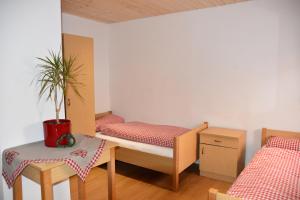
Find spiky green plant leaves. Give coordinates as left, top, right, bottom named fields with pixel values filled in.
left=35, top=50, right=83, bottom=123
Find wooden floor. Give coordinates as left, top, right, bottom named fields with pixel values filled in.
left=83, top=161, right=231, bottom=200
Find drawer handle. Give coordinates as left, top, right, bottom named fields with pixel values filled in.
left=201, top=147, right=205, bottom=155
left=214, top=140, right=222, bottom=143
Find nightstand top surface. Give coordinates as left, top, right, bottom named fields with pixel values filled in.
left=200, top=127, right=245, bottom=138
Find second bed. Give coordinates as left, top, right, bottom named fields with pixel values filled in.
left=95, top=111, right=208, bottom=191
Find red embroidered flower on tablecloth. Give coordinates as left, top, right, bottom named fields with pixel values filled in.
left=5, top=151, right=20, bottom=165
left=70, top=149, right=88, bottom=158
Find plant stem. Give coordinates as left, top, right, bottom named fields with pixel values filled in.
left=54, top=87, right=59, bottom=124
left=56, top=109, right=59, bottom=123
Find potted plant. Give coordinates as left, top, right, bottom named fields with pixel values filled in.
left=35, top=50, right=82, bottom=147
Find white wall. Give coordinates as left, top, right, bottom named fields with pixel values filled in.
left=109, top=0, right=300, bottom=162
left=62, top=13, right=111, bottom=113
left=0, top=1, right=70, bottom=199
left=1, top=1, right=299, bottom=198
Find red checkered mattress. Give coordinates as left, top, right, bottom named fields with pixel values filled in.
left=99, top=122, right=190, bottom=148
left=227, top=147, right=300, bottom=200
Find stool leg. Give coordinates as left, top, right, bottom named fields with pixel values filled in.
left=13, top=175, right=22, bottom=200
left=40, top=169, right=53, bottom=200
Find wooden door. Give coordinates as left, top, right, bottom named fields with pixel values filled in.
left=200, top=144, right=237, bottom=177
left=63, top=34, right=95, bottom=136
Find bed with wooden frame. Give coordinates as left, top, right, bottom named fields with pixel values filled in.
left=208, top=128, right=300, bottom=200
left=95, top=111, right=208, bottom=191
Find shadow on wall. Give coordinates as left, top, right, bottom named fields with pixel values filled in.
left=23, top=122, right=44, bottom=144
left=253, top=129, right=262, bottom=148
left=243, top=128, right=262, bottom=163
left=251, top=129, right=262, bottom=156
left=0, top=148, right=4, bottom=200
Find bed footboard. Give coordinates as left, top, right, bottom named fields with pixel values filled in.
left=172, top=122, right=208, bottom=191
left=208, top=188, right=241, bottom=200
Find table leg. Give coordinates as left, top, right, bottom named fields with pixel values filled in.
left=70, top=175, right=90, bottom=200
left=40, top=169, right=53, bottom=200
left=13, top=175, right=22, bottom=200
left=108, top=147, right=116, bottom=200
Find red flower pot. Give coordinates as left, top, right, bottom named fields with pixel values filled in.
left=43, top=119, right=71, bottom=147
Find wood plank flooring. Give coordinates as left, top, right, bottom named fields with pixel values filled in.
left=83, top=161, right=231, bottom=200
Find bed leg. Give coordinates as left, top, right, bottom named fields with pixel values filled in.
left=172, top=172, right=179, bottom=191
left=209, top=188, right=218, bottom=200
left=172, top=134, right=180, bottom=192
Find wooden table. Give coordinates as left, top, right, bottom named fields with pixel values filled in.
left=12, top=141, right=117, bottom=200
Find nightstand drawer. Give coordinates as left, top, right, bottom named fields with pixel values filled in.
left=200, top=134, right=239, bottom=148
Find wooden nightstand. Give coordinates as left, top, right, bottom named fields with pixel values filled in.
left=198, top=127, right=245, bottom=182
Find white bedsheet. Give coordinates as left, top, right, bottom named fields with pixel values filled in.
left=96, top=132, right=173, bottom=158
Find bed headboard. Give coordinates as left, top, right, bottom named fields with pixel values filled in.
left=261, top=128, right=300, bottom=147
left=95, top=111, right=112, bottom=120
